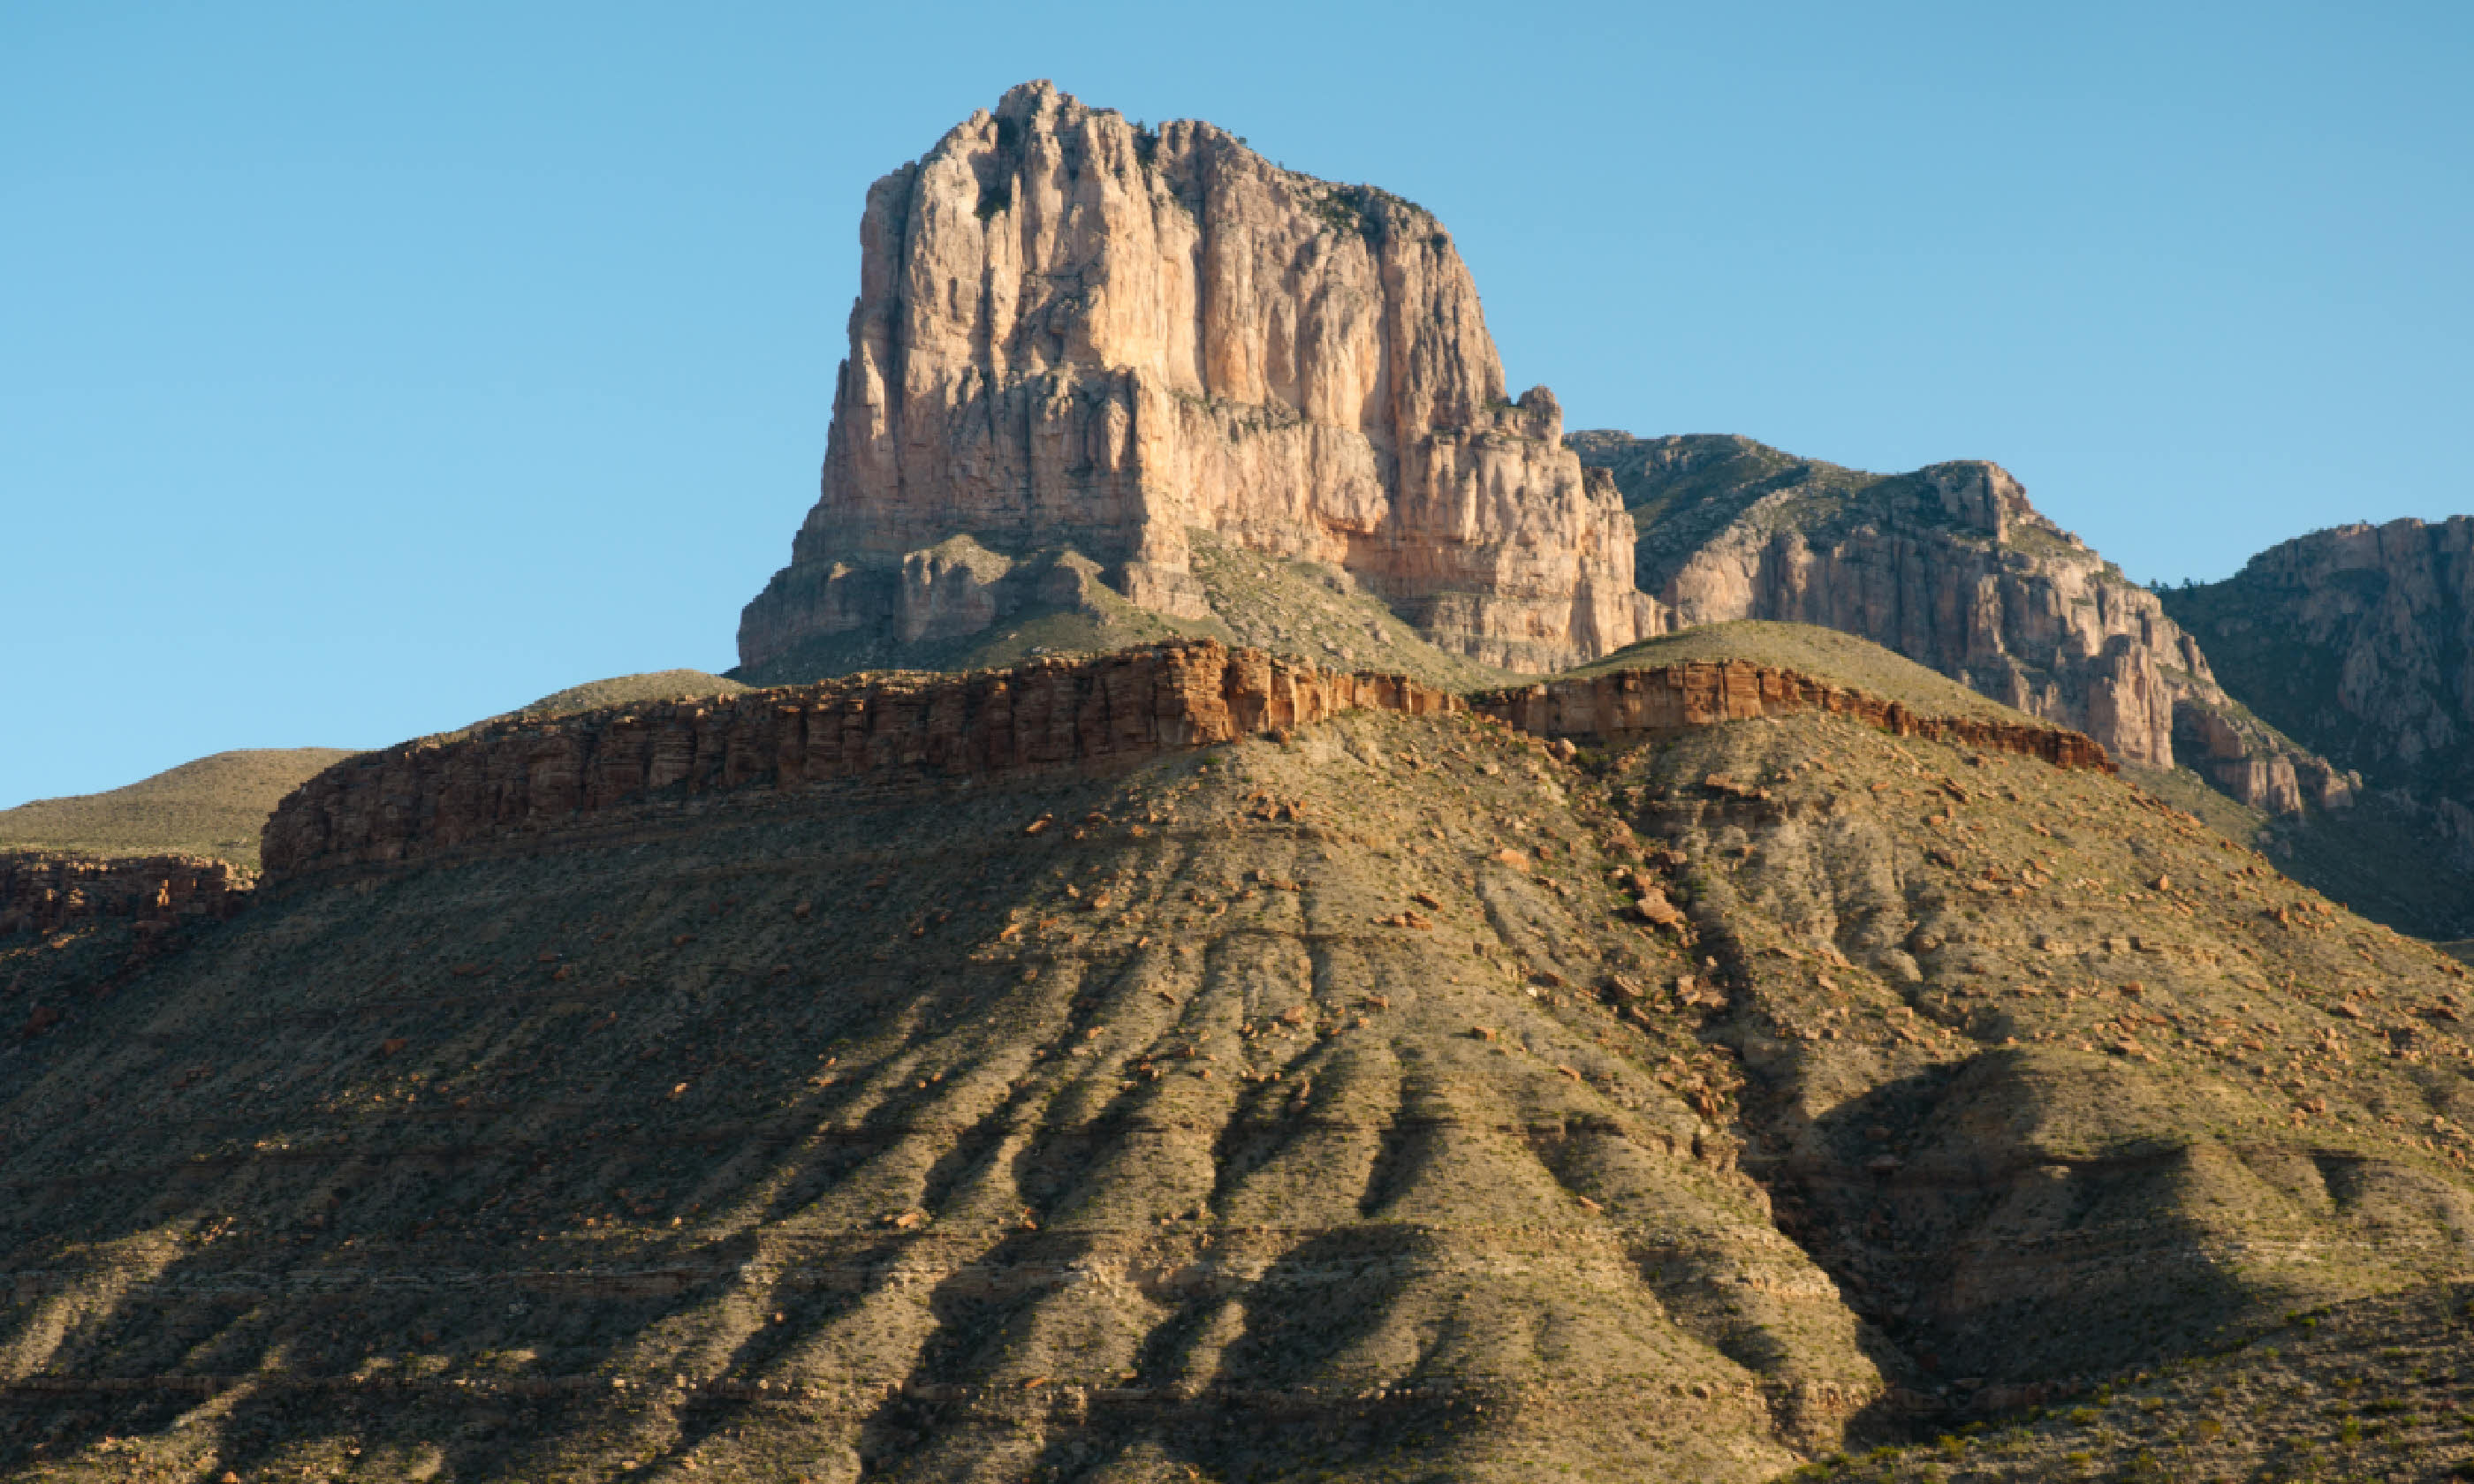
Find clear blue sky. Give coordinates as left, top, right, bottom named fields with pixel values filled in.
left=5, top=2, right=2468, bottom=806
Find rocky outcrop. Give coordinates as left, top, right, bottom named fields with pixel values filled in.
left=0, top=852, right=254, bottom=937
left=739, top=81, right=1643, bottom=678
left=1473, top=662, right=2116, bottom=773
left=2164, top=516, right=2474, bottom=849
left=266, top=644, right=1461, bottom=875
left=266, top=641, right=2113, bottom=880
left=1568, top=432, right=2344, bottom=808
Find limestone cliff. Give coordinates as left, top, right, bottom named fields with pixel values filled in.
left=1567, top=431, right=2347, bottom=811
left=2164, top=517, right=2474, bottom=855
left=739, top=81, right=1642, bottom=678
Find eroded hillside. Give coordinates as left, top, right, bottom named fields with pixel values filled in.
left=1, top=708, right=1824, bottom=1483
left=4, top=632, right=2472, bottom=1482
left=1618, top=712, right=2474, bottom=1389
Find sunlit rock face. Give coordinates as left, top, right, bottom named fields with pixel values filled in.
left=740, top=80, right=1643, bottom=678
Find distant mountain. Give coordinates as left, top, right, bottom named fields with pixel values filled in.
left=9, top=77, right=2474, bottom=1484
left=1566, top=429, right=2340, bottom=806
left=2165, top=518, right=2474, bottom=852
left=1563, top=431, right=2474, bottom=934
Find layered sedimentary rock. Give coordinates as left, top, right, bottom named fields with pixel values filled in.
left=1472, top=663, right=2116, bottom=773
left=0, top=852, right=254, bottom=936
left=266, top=645, right=1457, bottom=876
left=740, top=81, right=1642, bottom=678
left=2164, top=519, right=2474, bottom=837
left=266, top=640, right=2111, bottom=880
left=1569, top=431, right=2346, bottom=808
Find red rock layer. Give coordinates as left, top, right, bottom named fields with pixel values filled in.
left=1471, top=661, right=2117, bottom=774
left=264, top=644, right=2114, bottom=882
left=0, top=852, right=255, bottom=937
left=262, top=643, right=1459, bottom=876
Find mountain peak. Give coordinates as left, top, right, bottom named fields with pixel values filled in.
left=736, top=87, right=1645, bottom=683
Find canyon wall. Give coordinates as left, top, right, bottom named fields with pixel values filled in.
left=0, top=852, right=254, bottom=937
left=265, top=641, right=2112, bottom=880
left=2164, top=516, right=2474, bottom=851
left=1570, top=432, right=2347, bottom=809
left=739, top=81, right=1643, bottom=679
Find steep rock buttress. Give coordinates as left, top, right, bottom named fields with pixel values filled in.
left=739, top=81, right=1643, bottom=679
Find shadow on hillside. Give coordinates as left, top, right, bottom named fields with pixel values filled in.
left=1765, top=1049, right=2285, bottom=1446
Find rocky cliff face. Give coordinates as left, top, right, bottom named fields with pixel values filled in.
left=739, top=81, right=1643, bottom=679
left=264, top=640, right=2110, bottom=880
left=1567, top=431, right=2347, bottom=810
left=0, top=852, right=253, bottom=937
left=2164, top=517, right=2474, bottom=854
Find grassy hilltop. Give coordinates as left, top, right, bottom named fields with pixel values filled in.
left=0, top=749, right=354, bottom=868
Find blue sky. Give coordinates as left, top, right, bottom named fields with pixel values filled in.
left=4, top=1, right=2468, bottom=806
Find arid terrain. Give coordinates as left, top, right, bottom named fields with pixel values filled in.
left=5, top=79, right=2471, bottom=1484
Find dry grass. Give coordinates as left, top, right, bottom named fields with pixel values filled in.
left=1566, top=620, right=2031, bottom=723
left=5, top=635, right=2472, bottom=1480
left=0, top=749, right=354, bottom=867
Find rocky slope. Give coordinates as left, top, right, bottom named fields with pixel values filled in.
left=1567, top=431, right=2346, bottom=814
left=1831, top=1282, right=2474, bottom=1481
left=738, top=81, right=1643, bottom=681
left=733, top=530, right=1517, bottom=693
left=5, top=630, right=2471, bottom=1482
left=2164, top=518, right=2474, bottom=863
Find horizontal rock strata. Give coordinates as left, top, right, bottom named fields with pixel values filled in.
left=1470, top=662, right=2117, bottom=774
left=265, top=644, right=1456, bottom=876
left=265, top=642, right=2113, bottom=879
left=0, top=852, right=254, bottom=937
